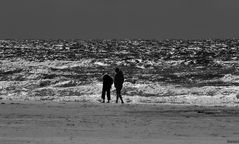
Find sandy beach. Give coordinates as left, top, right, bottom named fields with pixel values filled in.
left=0, top=101, right=239, bottom=144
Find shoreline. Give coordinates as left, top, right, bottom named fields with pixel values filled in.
left=1, top=93, right=239, bottom=107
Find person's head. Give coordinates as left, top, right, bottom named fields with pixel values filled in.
left=115, top=67, right=120, bottom=73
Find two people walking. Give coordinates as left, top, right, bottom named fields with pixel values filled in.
left=101, top=68, right=124, bottom=104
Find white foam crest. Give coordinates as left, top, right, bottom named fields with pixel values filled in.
left=1, top=80, right=239, bottom=106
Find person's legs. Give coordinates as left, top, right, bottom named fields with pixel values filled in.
left=101, top=88, right=106, bottom=103
left=116, top=88, right=119, bottom=103
left=118, top=87, right=124, bottom=103
left=119, top=93, right=124, bottom=103
left=116, top=86, right=123, bottom=103
left=106, top=88, right=111, bottom=103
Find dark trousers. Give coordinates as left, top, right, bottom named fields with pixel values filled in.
left=116, top=86, right=124, bottom=103
left=102, top=87, right=111, bottom=101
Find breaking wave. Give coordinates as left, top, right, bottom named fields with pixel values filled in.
left=1, top=80, right=239, bottom=106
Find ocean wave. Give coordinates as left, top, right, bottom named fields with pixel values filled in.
left=1, top=81, right=239, bottom=106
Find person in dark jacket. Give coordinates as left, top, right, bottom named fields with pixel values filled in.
left=114, top=68, right=124, bottom=104
left=102, top=73, right=113, bottom=103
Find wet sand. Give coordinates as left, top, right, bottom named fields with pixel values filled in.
left=0, top=101, right=239, bottom=144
